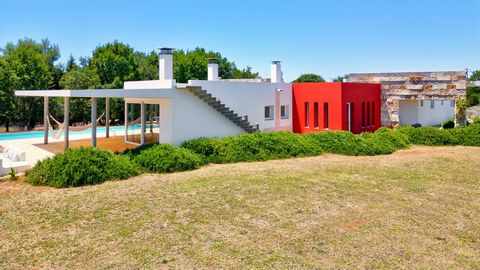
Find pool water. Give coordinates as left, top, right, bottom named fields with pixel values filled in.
left=0, top=126, right=127, bottom=141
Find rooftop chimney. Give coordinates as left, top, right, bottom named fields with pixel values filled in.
left=271, top=61, right=282, bottom=83
left=207, top=58, right=219, bottom=81
left=158, top=47, right=174, bottom=80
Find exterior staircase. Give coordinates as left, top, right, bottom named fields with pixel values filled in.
left=187, top=86, right=258, bottom=133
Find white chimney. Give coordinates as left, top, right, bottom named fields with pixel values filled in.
left=207, top=58, right=219, bottom=81
left=159, top=47, right=174, bottom=80
left=271, top=61, right=282, bottom=83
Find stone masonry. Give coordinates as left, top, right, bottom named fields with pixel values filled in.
left=348, top=71, right=467, bottom=126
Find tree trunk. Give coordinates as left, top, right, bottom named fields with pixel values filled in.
left=5, top=120, right=9, bottom=132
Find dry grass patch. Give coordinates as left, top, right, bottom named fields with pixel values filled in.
left=0, top=146, right=479, bottom=269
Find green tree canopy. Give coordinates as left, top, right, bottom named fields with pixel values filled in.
left=0, top=38, right=61, bottom=130
left=469, top=70, right=480, bottom=81
left=90, top=41, right=138, bottom=88
left=293, top=73, right=325, bottom=83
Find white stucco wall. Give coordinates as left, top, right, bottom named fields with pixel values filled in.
left=399, top=99, right=455, bottom=126
left=188, top=80, right=293, bottom=131
left=399, top=100, right=419, bottom=126
left=124, top=80, right=246, bottom=145
left=418, top=100, right=454, bottom=126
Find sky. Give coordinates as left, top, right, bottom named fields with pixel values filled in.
left=1, top=0, right=479, bottom=82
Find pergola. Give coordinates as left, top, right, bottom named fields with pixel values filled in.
left=15, top=89, right=175, bottom=150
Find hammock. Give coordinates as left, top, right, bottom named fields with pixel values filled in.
left=48, top=111, right=106, bottom=139
left=127, top=116, right=142, bottom=126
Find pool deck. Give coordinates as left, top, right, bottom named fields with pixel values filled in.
left=0, top=129, right=130, bottom=166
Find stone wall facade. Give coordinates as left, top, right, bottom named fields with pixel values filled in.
left=348, top=71, right=467, bottom=126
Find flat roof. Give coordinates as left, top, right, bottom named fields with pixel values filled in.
left=14, top=88, right=189, bottom=98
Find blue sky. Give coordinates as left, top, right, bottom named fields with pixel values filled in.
left=1, top=0, right=479, bottom=82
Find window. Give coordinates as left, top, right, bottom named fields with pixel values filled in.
left=280, top=105, right=289, bottom=119
left=450, top=100, right=455, bottom=107
left=264, top=105, right=274, bottom=120
left=304, top=102, right=310, bottom=128
left=420, top=100, right=424, bottom=107
left=367, top=102, right=371, bottom=126
left=430, top=100, right=435, bottom=109
left=441, top=100, right=444, bottom=106
left=361, top=102, right=365, bottom=128
left=371, top=102, right=375, bottom=126
left=324, top=102, right=329, bottom=129
left=314, top=102, right=319, bottom=128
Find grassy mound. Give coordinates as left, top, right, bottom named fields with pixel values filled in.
left=27, top=147, right=141, bottom=188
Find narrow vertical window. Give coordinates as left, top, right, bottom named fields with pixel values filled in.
left=371, top=102, right=375, bottom=126
left=367, top=102, right=370, bottom=127
left=324, top=102, right=329, bottom=129
left=361, top=102, right=365, bottom=128
left=264, top=105, right=274, bottom=120
left=314, top=102, right=319, bottom=128
left=305, top=102, right=309, bottom=128
left=420, top=100, right=424, bottom=107
left=430, top=100, right=435, bottom=109
left=280, top=105, right=289, bottom=119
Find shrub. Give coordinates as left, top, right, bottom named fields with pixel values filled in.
left=181, top=132, right=323, bottom=163
left=441, top=118, right=455, bottom=129
left=304, top=131, right=373, bottom=156
left=27, top=147, right=141, bottom=188
left=362, top=127, right=410, bottom=155
left=180, top=137, right=231, bottom=163
left=466, top=86, right=480, bottom=106
left=133, top=144, right=204, bottom=173
left=122, top=142, right=159, bottom=158
left=397, top=126, right=458, bottom=146
left=448, top=124, right=480, bottom=146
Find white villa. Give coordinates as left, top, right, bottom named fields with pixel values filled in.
left=15, top=48, right=293, bottom=149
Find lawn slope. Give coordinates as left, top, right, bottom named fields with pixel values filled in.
left=0, top=146, right=479, bottom=269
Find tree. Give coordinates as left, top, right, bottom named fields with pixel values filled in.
left=293, top=73, right=325, bottom=83
left=0, top=38, right=60, bottom=130
left=332, top=74, right=349, bottom=82
left=469, top=70, right=480, bottom=81
left=90, top=41, right=138, bottom=88
left=172, top=47, right=258, bottom=83
left=232, top=66, right=259, bottom=79
left=135, top=51, right=158, bottom=80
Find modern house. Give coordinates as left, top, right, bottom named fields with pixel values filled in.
left=348, top=71, right=467, bottom=127
left=292, top=82, right=381, bottom=134
left=14, top=48, right=386, bottom=150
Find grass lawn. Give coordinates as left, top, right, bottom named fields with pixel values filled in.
left=0, top=146, right=479, bottom=269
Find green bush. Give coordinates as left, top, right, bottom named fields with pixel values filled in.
left=466, top=86, right=480, bottom=106
left=27, top=147, right=141, bottom=188
left=133, top=144, right=204, bottom=173
left=441, top=118, right=455, bottom=129
left=304, top=131, right=374, bottom=156
left=360, top=127, right=411, bottom=155
left=448, top=124, right=480, bottom=146
left=179, top=137, right=231, bottom=163
left=181, top=132, right=323, bottom=163
left=397, top=126, right=458, bottom=146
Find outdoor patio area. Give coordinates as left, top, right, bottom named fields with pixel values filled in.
left=34, top=136, right=137, bottom=154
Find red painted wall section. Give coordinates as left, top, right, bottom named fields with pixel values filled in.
left=292, top=82, right=381, bottom=134
left=292, top=83, right=343, bottom=134
left=341, top=83, right=381, bottom=133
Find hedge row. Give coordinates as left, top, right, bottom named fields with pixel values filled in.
left=180, top=127, right=411, bottom=163
left=26, top=124, right=479, bottom=188
left=397, top=124, right=480, bottom=146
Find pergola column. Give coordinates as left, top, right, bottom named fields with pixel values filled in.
left=64, top=97, right=70, bottom=150
left=105, top=97, right=110, bottom=138
left=44, top=96, right=49, bottom=144
left=140, top=102, right=146, bottom=145
left=91, top=97, right=97, bottom=147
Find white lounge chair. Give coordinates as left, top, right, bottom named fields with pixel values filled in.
left=0, top=146, right=31, bottom=176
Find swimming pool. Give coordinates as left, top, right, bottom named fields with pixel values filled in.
left=0, top=126, right=127, bottom=141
